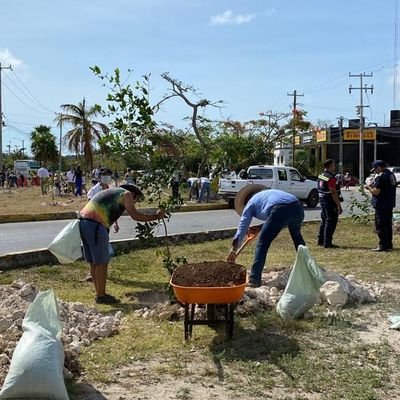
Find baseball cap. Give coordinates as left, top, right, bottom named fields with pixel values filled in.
left=119, top=184, right=144, bottom=201
left=370, top=160, right=386, bottom=172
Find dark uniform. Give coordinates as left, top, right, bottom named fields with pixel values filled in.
left=317, top=170, right=340, bottom=247
left=371, top=169, right=397, bottom=250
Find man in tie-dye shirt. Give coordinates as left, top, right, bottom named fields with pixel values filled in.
left=79, top=184, right=164, bottom=304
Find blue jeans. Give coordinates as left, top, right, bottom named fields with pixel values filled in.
left=198, top=182, right=210, bottom=203
left=318, top=198, right=338, bottom=246
left=249, top=201, right=305, bottom=285
left=75, top=177, right=82, bottom=196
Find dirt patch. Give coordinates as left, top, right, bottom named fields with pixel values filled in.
left=171, top=261, right=246, bottom=287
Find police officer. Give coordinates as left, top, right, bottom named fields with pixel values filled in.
left=317, top=159, right=343, bottom=248
left=364, top=160, right=397, bottom=252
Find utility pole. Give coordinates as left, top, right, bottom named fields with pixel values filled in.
left=21, top=140, right=25, bottom=157
left=58, top=116, right=63, bottom=171
left=287, top=90, right=304, bottom=167
left=6, top=143, right=10, bottom=156
left=337, top=116, right=344, bottom=174
left=349, top=73, right=373, bottom=184
left=0, top=63, right=12, bottom=170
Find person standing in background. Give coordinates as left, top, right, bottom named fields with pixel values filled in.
left=74, top=166, right=83, bottom=196
left=317, top=159, right=342, bottom=248
left=364, top=160, right=397, bottom=252
left=91, top=165, right=101, bottom=185
left=344, top=172, right=351, bottom=191
left=37, top=163, right=50, bottom=195
left=66, top=167, right=75, bottom=194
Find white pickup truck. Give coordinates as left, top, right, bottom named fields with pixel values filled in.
left=218, top=165, right=319, bottom=208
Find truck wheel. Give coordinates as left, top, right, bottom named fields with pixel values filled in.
left=306, top=189, right=319, bottom=208
left=227, top=198, right=235, bottom=208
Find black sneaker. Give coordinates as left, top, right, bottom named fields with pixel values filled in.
left=247, top=281, right=261, bottom=288
left=324, top=244, right=340, bottom=249
left=96, top=294, right=121, bottom=304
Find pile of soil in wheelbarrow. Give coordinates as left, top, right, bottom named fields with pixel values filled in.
left=171, top=261, right=246, bottom=287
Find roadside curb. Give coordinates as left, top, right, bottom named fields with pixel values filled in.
left=0, top=203, right=230, bottom=224
left=0, top=220, right=321, bottom=270
left=0, top=228, right=237, bottom=271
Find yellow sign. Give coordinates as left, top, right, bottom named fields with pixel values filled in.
left=316, top=130, right=327, bottom=142
left=343, top=128, right=376, bottom=141
left=295, top=136, right=300, bottom=145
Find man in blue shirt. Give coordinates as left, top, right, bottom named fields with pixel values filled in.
left=364, top=160, right=397, bottom=251
left=227, top=187, right=306, bottom=287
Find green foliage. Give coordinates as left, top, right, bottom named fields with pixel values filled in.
left=211, top=131, right=271, bottom=172
left=91, top=66, right=189, bottom=287
left=294, top=149, right=314, bottom=176
left=90, top=66, right=155, bottom=151
left=134, top=221, right=160, bottom=246
left=348, top=186, right=373, bottom=224
left=30, top=125, right=58, bottom=164
left=3, top=152, right=28, bottom=169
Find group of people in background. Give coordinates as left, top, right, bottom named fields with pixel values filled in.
left=317, top=158, right=396, bottom=252
left=227, top=158, right=397, bottom=287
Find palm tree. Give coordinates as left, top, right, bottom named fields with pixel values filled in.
left=55, top=98, right=109, bottom=169
left=30, top=125, right=58, bottom=164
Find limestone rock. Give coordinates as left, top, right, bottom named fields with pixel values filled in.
left=320, top=281, right=348, bottom=307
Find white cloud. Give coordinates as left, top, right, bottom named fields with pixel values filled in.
left=0, top=49, right=24, bottom=68
left=210, top=10, right=256, bottom=26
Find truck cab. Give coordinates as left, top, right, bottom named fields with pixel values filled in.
left=218, top=165, right=319, bottom=208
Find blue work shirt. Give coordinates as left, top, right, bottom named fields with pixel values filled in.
left=233, top=189, right=298, bottom=246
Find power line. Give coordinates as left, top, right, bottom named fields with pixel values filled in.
left=1, top=80, right=53, bottom=115
left=4, top=123, right=31, bottom=137
left=9, top=70, right=56, bottom=113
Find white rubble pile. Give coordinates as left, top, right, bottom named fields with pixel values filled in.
left=135, top=268, right=383, bottom=320
left=0, top=280, right=123, bottom=385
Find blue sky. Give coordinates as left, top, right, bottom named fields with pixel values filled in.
left=0, top=0, right=399, bottom=155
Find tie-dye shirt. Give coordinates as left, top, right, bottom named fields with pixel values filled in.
left=80, top=187, right=127, bottom=228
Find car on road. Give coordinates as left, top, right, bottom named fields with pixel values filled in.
left=387, top=167, right=400, bottom=185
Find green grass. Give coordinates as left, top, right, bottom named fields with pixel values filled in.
left=1, top=218, right=399, bottom=399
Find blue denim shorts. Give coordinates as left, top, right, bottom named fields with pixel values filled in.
left=79, top=219, right=110, bottom=264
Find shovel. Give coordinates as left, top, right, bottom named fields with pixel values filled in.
left=234, top=228, right=259, bottom=257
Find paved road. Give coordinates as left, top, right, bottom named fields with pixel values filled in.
left=1, top=188, right=399, bottom=255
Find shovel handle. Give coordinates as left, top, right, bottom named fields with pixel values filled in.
left=235, top=231, right=258, bottom=257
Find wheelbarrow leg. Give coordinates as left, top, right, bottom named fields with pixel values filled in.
left=184, top=304, right=190, bottom=340
left=206, top=304, right=216, bottom=322
left=227, top=304, right=234, bottom=339
left=189, top=304, right=195, bottom=337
